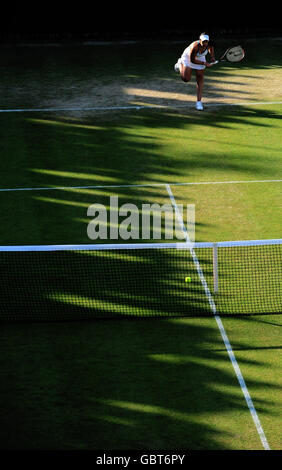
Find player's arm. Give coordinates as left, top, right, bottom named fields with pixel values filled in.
left=208, top=42, right=216, bottom=62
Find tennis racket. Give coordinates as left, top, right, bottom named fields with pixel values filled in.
left=211, top=45, right=245, bottom=65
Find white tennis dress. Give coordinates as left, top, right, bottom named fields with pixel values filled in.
left=178, top=40, right=208, bottom=70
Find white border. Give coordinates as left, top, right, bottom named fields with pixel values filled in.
left=0, top=179, right=281, bottom=193
left=0, top=100, right=282, bottom=113
left=0, top=239, right=281, bottom=251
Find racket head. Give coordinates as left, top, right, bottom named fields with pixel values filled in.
left=222, top=45, right=245, bottom=62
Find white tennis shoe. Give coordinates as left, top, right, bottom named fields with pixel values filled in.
left=196, top=101, right=204, bottom=111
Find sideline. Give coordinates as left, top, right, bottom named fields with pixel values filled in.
left=0, top=100, right=282, bottom=113
left=0, top=179, right=281, bottom=193
left=166, top=183, right=271, bottom=451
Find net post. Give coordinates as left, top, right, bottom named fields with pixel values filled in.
left=213, top=242, right=218, bottom=294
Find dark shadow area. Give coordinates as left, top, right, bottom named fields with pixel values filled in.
left=214, top=345, right=282, bottom=351
left=1, top=4, right=281, bottom=42
left=0, top=245, right=280, bottom=322
left=0, top=248, right=213, bottom=322
left=0, top=316, right=278, bottom=450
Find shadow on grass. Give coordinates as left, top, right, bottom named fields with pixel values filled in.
left=0, top=103, right=281, bottom=246
left=0, top=316, right=276, bottom=450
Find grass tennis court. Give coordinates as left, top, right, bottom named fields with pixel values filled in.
left=0, top=37, right=281, bottom=451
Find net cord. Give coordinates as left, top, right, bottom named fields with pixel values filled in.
left=0, top=238, right=281, bottom=252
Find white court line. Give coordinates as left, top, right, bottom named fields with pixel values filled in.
left=0, top=106, right=142, bottom=113
left=0, top=179, right=281, bottom=193
left=0, top=100, right=282, bottom=113
left=165, top=183, right=271, bottom=450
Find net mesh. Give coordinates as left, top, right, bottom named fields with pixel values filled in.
left=0, top=240, right=281, bottom=322
left=216, top=244, right=281, bottom=315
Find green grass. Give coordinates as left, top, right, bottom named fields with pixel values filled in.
left=0, top=104, right=281, bottom=244
left=0, top=38, right=281, bottom=451
left=1, top=316, right=281, bottom=450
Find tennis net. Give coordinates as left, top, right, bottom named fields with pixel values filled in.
left=0, top=239, right=281, bottom=322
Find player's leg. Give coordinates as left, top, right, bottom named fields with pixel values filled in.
left=179, top=64, right=192, bottom=83
left=195, top=69, right=205, bottom=109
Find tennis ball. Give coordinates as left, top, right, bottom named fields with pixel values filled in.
left=185, top=277, right=191, bottom=283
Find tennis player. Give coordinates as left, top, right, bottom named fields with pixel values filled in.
left=175, top=33, right=216, bottom=110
